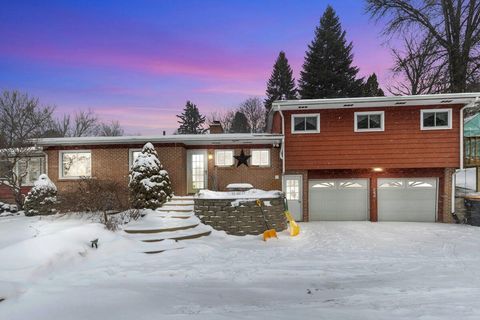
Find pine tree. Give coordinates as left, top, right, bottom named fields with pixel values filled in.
left=129, top=143, right=173, bottom=209
left=24, top=174, right=57, bottom=216
left=362, top=73, right=385, bottom=97
left=298, top=5, right=363, bottom=99
left=176, top=101, right=206, bottom=134
left=230, top=111, right=251, bottom=133
left=265, top=51, right=296, bottom=111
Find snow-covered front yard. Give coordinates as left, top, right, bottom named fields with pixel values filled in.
left=2, top=215, right=480, bottom=319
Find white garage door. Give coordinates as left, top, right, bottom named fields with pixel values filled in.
left=377, top=178, right=437, bottom=222
left=309, top=179, right=369, bottom=221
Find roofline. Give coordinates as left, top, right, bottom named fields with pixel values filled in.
left=32, top=133, right=284, bottom=147
left=272, top=93, right=480, bottom=110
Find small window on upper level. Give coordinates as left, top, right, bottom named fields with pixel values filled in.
left=354, top=111, right=384, bottom=132
left=291, top=114, right=320, bottom=133
left=251, top=149, right=270, bottom=167
left=421, top=109, right=452, bottom=130
left=215, top=150, right=234, bottom=167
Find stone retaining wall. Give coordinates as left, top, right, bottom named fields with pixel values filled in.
left=194, top=197, right=287, bottom=236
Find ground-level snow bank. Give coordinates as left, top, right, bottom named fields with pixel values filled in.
left=0, top=215, right=136, bottom=300
left=3, top=218, right=480, bottom=319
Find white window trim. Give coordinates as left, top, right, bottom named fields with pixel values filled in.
left=291, top=113, right=320, bottom=134
left=59, top=150, right=92, bottom=180
left=420, top=108, right=452, bottom=130
left=250, top=149, right=271, bottom=167
left=214, top=149, right=234, bottom=167
left=354, top=111, right=385, bottom=132
left=129, top=148, right=142, bottom=168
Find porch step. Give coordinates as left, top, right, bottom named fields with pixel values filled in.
left=140, top=230, right=212, bottom=242
left=144, top=247, right=185, bottom=255
left=124, top=223, right=199, bottom=234
left=128, top=224, right=212, bottom=242
left=156, top=206, right=193, bottom=213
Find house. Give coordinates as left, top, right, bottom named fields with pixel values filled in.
left=1, top=93, right=479, bottom=224
left=269, top=93, right=480, bottom=223
left=31, top=133, right=283, bottom=201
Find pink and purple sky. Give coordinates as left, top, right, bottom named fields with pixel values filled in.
left=0, top=0, right=394, bottom=135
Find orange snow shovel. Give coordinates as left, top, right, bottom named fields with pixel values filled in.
left=256, top=199, right=277, bottom=241
left=284, top=198, right=300, bottom=237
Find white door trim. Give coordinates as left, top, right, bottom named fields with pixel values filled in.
left=187, top=149, right=208, bottom=194
left=283, top=174, right=303, bottom=221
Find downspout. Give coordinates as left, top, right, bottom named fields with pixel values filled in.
left=460, top=96, right=479, bottom=170
left=275, top=104, right=286, bottom=174
left=453, top=96, right=479, bottom=222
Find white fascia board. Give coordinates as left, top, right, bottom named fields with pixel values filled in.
left=32, top=133, right=284, bottom=147
left=273, top=93, right=480, bottom=111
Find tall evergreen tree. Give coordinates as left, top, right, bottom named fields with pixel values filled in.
left=230, top=111, right=250, bottom=133
left=265, top=51, right=296, bottom=111
left=298, top=5, right=363, bottom=99
left=176, top=101, right=206, bottom=134
left=362, top=73, right=385, bottom=97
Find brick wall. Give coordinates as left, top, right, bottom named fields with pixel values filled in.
left=45, top=145, right=187, bottom=196
left=205, top=147, right=282, bottom=192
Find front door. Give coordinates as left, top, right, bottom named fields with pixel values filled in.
left=187, top=150, right=208, bottom=194
left=284, top=175, right=303, bottom=221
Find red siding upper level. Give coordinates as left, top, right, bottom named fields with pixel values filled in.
left=282, top=105, right=462, bottom=170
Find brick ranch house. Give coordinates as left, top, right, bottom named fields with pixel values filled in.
left=1, top=93, right=479, bottom=223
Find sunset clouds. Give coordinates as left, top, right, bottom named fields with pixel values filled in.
left=0, top=0, right=393, bottom=134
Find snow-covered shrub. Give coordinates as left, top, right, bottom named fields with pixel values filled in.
left=129, top=142, right=173, bottom=209
left=24, top=174, right=57, bottom=216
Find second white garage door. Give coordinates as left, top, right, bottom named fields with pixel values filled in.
left=309, top=179, right=369, bottom=221
left=377, top=178, right=437, bottom=222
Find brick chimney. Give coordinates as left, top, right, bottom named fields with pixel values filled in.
left=209, top=121, right=224, bottom=134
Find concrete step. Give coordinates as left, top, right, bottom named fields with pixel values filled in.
left=144, top=247, right=185, bottom=254
left=128, top=224, right=212, bottom=242
left=156, top=207, right=193, bottom=213
left=124, top=223, right=199, bottom=234
left=142, top=230, right=212, bottom=242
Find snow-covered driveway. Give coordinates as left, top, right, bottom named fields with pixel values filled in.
left=2, top=216, right=480, bottom=319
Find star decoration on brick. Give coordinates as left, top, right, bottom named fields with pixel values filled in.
left=234, top=149, right=251, bottom=167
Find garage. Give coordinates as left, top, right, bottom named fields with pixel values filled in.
left=377, top=178, right=437, bottom=222
left=309, top=179, right=369, bottom=221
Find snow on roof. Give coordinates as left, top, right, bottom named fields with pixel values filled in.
left=273, top=93, right=480, bottom=111
left=32, top=133, right=284, bottom=147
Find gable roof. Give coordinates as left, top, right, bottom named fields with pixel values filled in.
left=32, top=133, right=283, bottom=147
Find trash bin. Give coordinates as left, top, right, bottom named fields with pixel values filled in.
left=464, top=194, right=480, bottom=226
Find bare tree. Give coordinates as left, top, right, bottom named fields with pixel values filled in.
left=367, top=0, right=480, bottom=92
left=389, top=34, right=449, bottom=95
left=206, top=110, right=235, bottom=133
left=239, top=97, right=266, bottom=133
left=73, top=110, right=99, bottom=137
left=0, top=90, right=55, bottom=208
left=99, top=121, right=124, bottom=136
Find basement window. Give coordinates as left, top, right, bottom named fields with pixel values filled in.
left=291, top=114, right=320, bottom=133
left=421, top=109, right=452, bottom=130
left=354, top=111, right=384, bottom=132
left=59, top=150, right=91, bottom=179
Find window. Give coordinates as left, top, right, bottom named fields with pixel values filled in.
left=214, top=150, right=234, bottom=167
left=291, top=114, right=320, bottom=133
left=129, top=149, right=142, bottom=168
left=251, top=149, right=270, bottom=167
left=60, top=151, right=91, bottom=179
left=421, top=109, right=452, bottom=130
left=0, top=157, right=44, bottom=186
left=354, top=111, right=384, bottom=132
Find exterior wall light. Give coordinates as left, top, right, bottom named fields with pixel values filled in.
left=372, top=167, right=383, bottom=172
left=208, top=153, right=213, bottom=160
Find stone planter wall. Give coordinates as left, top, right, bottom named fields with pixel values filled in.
left=194, top=197, right=287, bottom=236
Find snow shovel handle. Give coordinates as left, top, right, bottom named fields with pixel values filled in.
left=256, top=199, right=271, bottom=230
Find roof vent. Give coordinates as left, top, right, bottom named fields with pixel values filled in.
left=343, top=104, right=354, bottom=107
left=395, top=101, right=407, bottom=105
left=298, top=106, right=308, bottom=109
left=441, top=100, right=453, bottom=103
